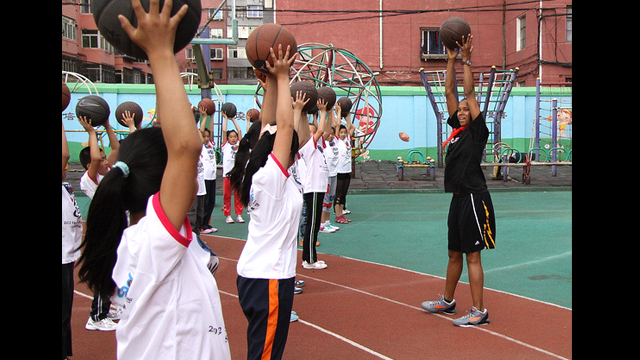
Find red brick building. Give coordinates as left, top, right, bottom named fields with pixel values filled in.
left=62, top=0, right=571, bottom=87
left=275, top=0, right=572, bottom=86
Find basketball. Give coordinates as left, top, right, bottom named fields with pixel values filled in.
left=114, top=101, right=143, bottom=127
left=439, top=17, right=471, bottom=50
left=290, top=81, right=318, bottom=112
left=399, top=132, right=410, bottom=142
left=246, top=109, right=260, bottom=122
left=246, top=23, right=297, bottom=74
left=221, top=102, right=237, bottom=118
left=76, top=95, right=111, bottom=127
left=62, top=81, right=70, bottom=112
left=198, top=98, right=216, bottom=115
left=91, top=0, right=201, bottom=60
left=337, top=97, right=352, bottom=118
left=317, top=86, right=336, bottom=110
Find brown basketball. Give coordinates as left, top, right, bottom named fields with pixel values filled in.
left=317, top=86, right=336, bottom=110
left=290, top=81, right=318, bottom=112
left=246, top=109, right=260, bottom=122
left=337, top=97, right=352, bottom=118
left=246, top=23, right=297, bottom=74
left=198, top=98, right=216, bottom=115
left=62, top=80, right=70, bottom=112
left=115, top=101, right=143, bottom=127
left=439, top=17, right=471, bottom=50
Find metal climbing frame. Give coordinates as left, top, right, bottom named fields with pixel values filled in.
left=419, top=66, right=518, bottom=168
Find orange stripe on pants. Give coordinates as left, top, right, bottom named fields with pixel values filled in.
left=261, top=279, right=279, bottom=360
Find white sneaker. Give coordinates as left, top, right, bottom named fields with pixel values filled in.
left=302, top=261, right=327, bottom=269
left=319, top=225, right=335, bottom=233
left=85, top=317, right=117, bottom=331
left=225, top=216, right=234, bottom=224
left=236, top=215, right=245, bottom=223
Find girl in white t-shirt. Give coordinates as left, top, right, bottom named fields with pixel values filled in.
left=221, top=113, right=245, bottom=224
left=334, top=119, right=356, bottom=224
left=76, top=4, right=230, bottom=359
left=232, top=44, right=301, bottom=360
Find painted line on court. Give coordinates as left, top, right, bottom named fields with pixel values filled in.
left=217, top=289, right=395, bottom=360
left=218, top=254, right=569, bottom=360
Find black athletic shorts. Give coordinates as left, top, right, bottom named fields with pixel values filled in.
left=448, top=191, right=496, bottom=253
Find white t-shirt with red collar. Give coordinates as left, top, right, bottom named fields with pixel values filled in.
left=298, top=136, right=329, bottom=194
left=111, top=193, right=231, bottom=360
left=237, top=154, right=303, bottom=279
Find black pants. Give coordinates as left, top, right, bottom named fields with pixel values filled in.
left=202, top=179, right=216, bottom=228
left=62, top=262, right=74, bottom=359
left=334, top=172, right=351, bottom=206
left=302, top=192, right=324, bottom=263
left=237, top=277, right=295, bottom=360
left=90, top=292, right=111, bottom=322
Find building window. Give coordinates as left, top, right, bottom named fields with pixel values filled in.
left=82, top=29, right=99, bottom=48
left=421, top=28, right=446, bottom=56
left=80, top=0, right=90, bottom=14
left=62, top=16, right=76, bottom=40
left=228, top=46, right=247, bottom=59
left=211, top=48, right=224, bottom=61
left=516, top=14, right=526, bottom=51
left=566, top=6, right=572, bottom=42
left=209, top=7, right=224, bottom=21
left=247, top=5, right=263, bottom=18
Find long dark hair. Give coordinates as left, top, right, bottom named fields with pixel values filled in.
left=77, top=127, right=168, bottom=299
left=234, top=126, right=299, bottom=206
left=227, top=120, right=262, bottom=189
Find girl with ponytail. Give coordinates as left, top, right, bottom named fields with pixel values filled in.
left=76, top=1, right=231, bottom=358
left=234, top=44, right=302, bottom=360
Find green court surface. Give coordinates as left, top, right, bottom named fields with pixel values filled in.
left=77, top=190, right=572, bottom=309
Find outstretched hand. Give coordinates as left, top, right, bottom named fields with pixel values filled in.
left=265, top=44, right=297, bottom=78
left=456, top=34, right=473, bottom=62
left=118, top=0, right=189, bottom=58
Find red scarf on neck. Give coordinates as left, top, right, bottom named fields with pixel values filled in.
left=442, top=126, right=468, bottom=150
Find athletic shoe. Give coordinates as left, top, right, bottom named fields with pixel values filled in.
left=85, top=317, right=118, bottom=331
left=319, top=225, right=335, bottom=233
left=236, top=215, right=245, bottom=223
left=421, top=294, right=457, bottom=315
left=294, top=287, right=303, bottom=294
left=343, top=208, right=351, bottom=214
left=302, top=261, right=327, bottom=270
left=295, top=280, right=306, bottom=287
left=453, top=307, right=490, bottom=327
left=107, top=308, right=122, bottom=320
left=327, top=223, right=339, bottom=231
left=225, top=216, right=234, bottom=224
left=290, top=311, right=299, bottom=322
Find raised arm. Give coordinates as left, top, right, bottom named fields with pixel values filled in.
left=266, top=44, right=297, bottom=167
left=292, top=90, right=310, bottom=148
left=78, top=116, right=102, bottom=180
left=444, top=45, right=459, bottom=118
left=459, top=35, right=480, bottom=119
left=120, top=0, right=202, bottom=231
left=103, top=119, right=120, bottom=166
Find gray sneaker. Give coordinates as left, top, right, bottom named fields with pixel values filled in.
left=452, top=307, right=490, bottom=327
left=421, top=294, right=457, bottom=315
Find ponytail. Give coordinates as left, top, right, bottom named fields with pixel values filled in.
left=237, top=127, right=299, bottom=206
left=77, top=127, right=167, bottom=299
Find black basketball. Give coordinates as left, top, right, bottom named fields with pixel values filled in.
left=76, top=95, right=111, bottom=127
left=221, top=102, right=237, bottom=118
left=290, top=81, right=318, bottom=112
left=92, top=0, right=202, bottom=60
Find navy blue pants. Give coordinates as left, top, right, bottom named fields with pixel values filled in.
left=237, top=277, right=295, bottom=360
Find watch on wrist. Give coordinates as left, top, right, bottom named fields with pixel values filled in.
left=462, top=60, right=471, bottom=66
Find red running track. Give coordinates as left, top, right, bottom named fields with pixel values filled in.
left=69, top=234, right=571, bottom=359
